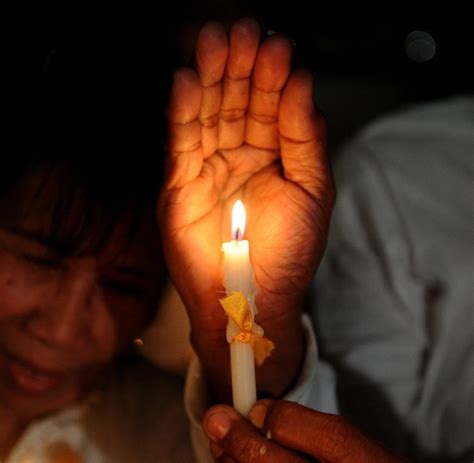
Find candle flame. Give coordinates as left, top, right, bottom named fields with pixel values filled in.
left=231, top=200, right=246, bottom=240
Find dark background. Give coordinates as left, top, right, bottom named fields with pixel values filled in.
left=5, top=4, right=472, bottom=157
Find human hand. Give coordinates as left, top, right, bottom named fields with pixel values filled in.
left=203, top=400, right=405, bottom=462
left=159, top=19, right=335, bottom=398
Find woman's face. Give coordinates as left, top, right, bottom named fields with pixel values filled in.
left=0, top=173, right=163, bottom=421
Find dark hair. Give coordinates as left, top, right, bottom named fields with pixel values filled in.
left=2, top=29, right=168, bottom=258
left=0, top=156, right=163, bottom=259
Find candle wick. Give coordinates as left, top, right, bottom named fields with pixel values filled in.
left=234, top=227, right=241, bottom=241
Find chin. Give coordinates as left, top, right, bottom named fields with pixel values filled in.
left=0, top=355, right=91, bottom=422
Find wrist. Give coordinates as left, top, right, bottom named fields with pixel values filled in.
left=189, top=297, right=307, bottom=400
left=256, top=314, right=306, bottom=397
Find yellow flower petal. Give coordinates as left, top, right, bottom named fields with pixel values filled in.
left=219, top=291, right=275, bottom=366
left=252, top=336, right=275, bottom=367
left=219, top=291, right=251, bottom=330
left=233, top=332, right=253, bottom=343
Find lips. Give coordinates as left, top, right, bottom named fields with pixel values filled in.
left=5, top=353, right=65, bottom=394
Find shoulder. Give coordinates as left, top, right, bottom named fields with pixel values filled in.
left=360, top=95, right=473, bottom=139
left=336, top=95, right=474, bottom=178
left=332, top=95, right=474, bottom=211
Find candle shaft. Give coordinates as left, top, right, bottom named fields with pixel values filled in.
left=230, top=337, right=256, bottom=416
left=222, top=239, right=257, bottom=417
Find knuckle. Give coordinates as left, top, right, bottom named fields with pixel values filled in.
left=266, top=401, right=300, bottom=440
left=220, top=108, right=246, bottom=123
left=228, top=435, right=262, bottom=462
left=324, top=416, right=351, bottom=458
left=248, top=111, right=278, bottom=126
left=199, top=113, right=219, bottom=128
left=222, top=427, right=263, bottom=462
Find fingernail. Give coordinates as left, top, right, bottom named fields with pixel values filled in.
left=205, top=411, right=231, bottom=440
left=249, top=403, right=268, bottom=429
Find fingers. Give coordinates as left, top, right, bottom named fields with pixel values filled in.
left=219, top=18, right=260, bottom=150
left=211, top=441, right=237, bottom=463
left=279, top=70, right=335, bottom=213
left=192, top=21, right=298, bottom=158
left=195, top=22, right=228, bottom=158
left=166, top=68, right=203, bottom=189
left=249, top=400, right=404, bottom=463
left=245, top=35, right=293, bottom=150
left=203, top=405, right=308, bottom=463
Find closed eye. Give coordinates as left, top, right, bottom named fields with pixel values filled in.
left=101, top=280, right=146, bottom=301
left=21, top=253, right=62, bottom=269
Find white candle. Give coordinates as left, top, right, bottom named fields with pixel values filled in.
left=221, top=200, right=257, bottom=417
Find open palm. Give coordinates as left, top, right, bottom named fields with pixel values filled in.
left=158, top=19, right=335, bottom=396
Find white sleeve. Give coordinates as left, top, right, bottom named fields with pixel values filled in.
left=184, top=314, right=338, bottom=463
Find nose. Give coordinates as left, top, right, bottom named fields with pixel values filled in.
left=26, top=265, right=97, bottom=349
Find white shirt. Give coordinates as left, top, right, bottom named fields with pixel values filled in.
left=313, top=95, right=474, bottom=461
left=6, top=361, right=194, bottom=462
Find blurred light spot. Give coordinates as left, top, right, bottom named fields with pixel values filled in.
left=133, top=338, right=144, bottom=348
left=259, top=444, right=267, bottom=455
left=405, top=30, right=437, bottom=63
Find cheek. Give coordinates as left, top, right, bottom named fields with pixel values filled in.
left=86, top=294, right=153, bottom=363
left=88, top=314, right=119, bottom=363
left=0, top=257, right=53, bottom=321
left=100, top=296, right=155, bottom=352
